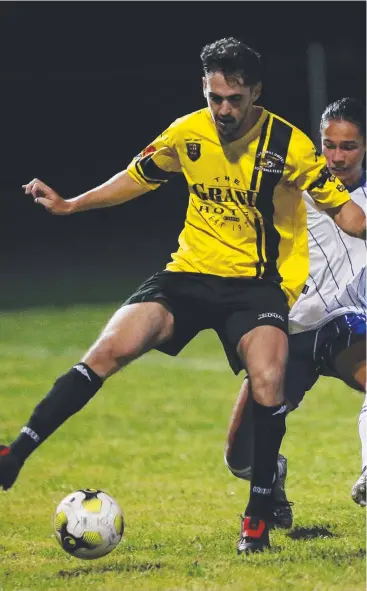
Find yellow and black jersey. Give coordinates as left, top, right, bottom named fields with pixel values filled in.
left=127, top=107, right=350, bottom=306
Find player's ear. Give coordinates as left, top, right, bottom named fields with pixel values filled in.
left=252, top=82, right=262, bottom=103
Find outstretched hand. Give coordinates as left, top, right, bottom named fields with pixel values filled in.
left=22, top=178, right=72, bottom=215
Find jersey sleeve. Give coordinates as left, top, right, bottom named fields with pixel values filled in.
left=127, top=122, right=182, bottom=191
left=287, top=129, right=351, bottom=210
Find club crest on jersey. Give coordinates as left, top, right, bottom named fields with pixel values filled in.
left=255, top=150, right=284, bottom=173
left=186, top=142, right=201, bottom=162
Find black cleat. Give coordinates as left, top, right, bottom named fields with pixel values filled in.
left=237, top=515, right=270, bottom=554
left=0, top=446, right=22, bottom=490
left=270, top=454, right=294, bottom=529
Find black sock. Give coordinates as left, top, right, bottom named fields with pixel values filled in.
left=245, top=400, right=286, bottom=520
left=11, top=363, right=103, bottom=463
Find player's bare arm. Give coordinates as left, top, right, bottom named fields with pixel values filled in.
left=325, top=200, right=366, bottom=240
left=22, top=171, right=149, bottom=215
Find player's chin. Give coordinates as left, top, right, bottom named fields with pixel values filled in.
left=330, top=168, right=348, bottom=182
left=216, top=124, right=236, bottom=140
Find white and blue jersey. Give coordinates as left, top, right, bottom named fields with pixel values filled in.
left=284, top=173, right=366, bottom=408
left=290, top=173, right=366, bottom=334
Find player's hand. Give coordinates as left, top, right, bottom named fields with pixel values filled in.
left=22, top=178, right=73, bottom=215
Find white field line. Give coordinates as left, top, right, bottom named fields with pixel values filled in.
left=0, top=344, right=228, bottom=372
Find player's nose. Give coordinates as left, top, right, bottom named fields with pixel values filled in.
left=332, top=148, right=345, bottom=164
left=218, top=100, right=231, bottom=117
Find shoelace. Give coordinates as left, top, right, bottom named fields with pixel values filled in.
left=271, top=500, right=294, bottom=516
left=272, top=500, right=294, bottom=508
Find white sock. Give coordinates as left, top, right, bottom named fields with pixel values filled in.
left=358, top=394, right=367, bottom=471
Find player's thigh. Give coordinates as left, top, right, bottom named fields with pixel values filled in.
left=237, top=325, right=288, bottom=405
left=84, top=301, right=174, bottom=364
left=238, top=325, right=288, bottom=377
left=217, top=280, right=289, bottom=376
left=334, top=340, right=366, bottom=391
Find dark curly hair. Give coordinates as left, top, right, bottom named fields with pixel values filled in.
left=200, top=37, right=262, bottom=86
left=320, top=97, right=366, bottom=142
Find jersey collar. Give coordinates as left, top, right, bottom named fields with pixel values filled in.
left=345, top=170, right=366, bottom=192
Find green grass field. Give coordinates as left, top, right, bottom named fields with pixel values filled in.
left=0, top=305, right=365, bottom=591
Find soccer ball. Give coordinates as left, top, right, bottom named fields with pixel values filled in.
left=54, top=488, right=124, bottom=560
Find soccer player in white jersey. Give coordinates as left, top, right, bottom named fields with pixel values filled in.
left=224, top=97, right=366, bottom=550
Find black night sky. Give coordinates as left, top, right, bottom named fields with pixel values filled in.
left=1, top=2, right=365, bottom=308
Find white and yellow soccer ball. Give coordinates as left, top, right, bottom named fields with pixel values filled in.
left=54, top=488, right=124, bottom=560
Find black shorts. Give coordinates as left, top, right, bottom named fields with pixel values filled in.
left=124, top=271, right=289, bottom=374
left=285, top=312, right=366, bottom=409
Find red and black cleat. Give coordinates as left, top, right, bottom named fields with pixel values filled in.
left=0, top=445, right=22, bottom=490
left=237, top=515, right=270, bottom=554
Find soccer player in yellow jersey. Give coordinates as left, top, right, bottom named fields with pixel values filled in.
left=1, top=38, right=366, bottom=554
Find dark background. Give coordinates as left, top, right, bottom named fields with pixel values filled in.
left=1, top=2, right=365, bottom=308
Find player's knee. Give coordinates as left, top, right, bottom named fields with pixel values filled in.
left=224, top=453, right=252, bottom=481
left=85, top=333, right=143, bottom=373
left=249, top=365, right=284, bottom=403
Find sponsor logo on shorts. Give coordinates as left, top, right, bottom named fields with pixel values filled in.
left=252, top=486, right=272, bottom=495
left=258, top=312, right=284, bottom=322
left=272, top=404, right=287, bottom=416
left=21, top=426, right=40, bottom=443
left=74, top=364, right=91, bottom=382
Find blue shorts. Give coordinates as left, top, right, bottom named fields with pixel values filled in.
left=285, top=313, right=366, bottom=409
